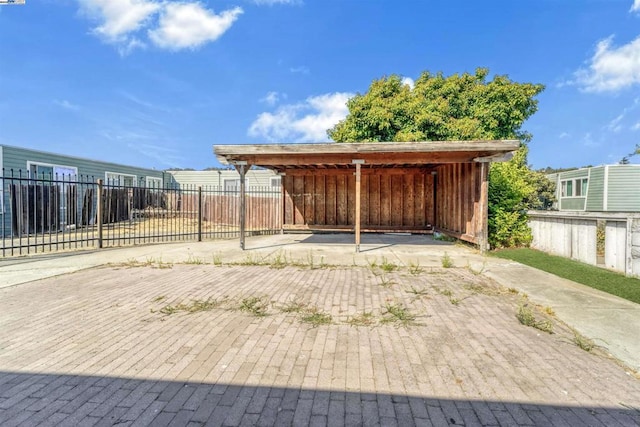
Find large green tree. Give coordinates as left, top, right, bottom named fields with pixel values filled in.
left=328, top=68, right=548, bottom=248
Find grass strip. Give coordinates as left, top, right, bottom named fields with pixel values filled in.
left=492, top=248, right=640, bottom=304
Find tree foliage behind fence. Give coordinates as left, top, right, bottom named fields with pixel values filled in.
left=0, top=172, right=282, bottom=257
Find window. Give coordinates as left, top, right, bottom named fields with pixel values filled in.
left=28, top=161, right=77, bottom=180
left=27, top=161, right=78, bottom=225
left=575, top=178, right=588, bottom=197
left=105, top=172, right=137, bottom=186
left=270, top=177, right=281, bottom=188
left=561, top=178, right=588, bottom=197
left=146, top=176, right=162, bottom=189
left=224, top=179, right=240, bottom=192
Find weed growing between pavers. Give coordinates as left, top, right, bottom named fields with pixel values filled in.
left=110, top=257, right=173, bottom=269
left=441, top=252, right=454, bottom=268
left=378, top=274, right=396, bottom=288
left=299, top=306, right=333, bottom=327
left=154, top=297, right=227, bottom=315
left=408, top=260, right=424, bottom=275
left=347, top=312, right=376, bottom=327
left=380, top=257, right=398, bottom=273
left=380, top=303, right=418, bottom=327
left=516, top=300, right=554, bottom=334
left=184, top=255, right=205, bottom=265
left=278, top=299, right=309, bottom=314
left=573, top=330, right=595, bottom=352
left=238, top=296, right=270, bottom=317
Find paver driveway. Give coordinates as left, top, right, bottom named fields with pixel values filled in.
left=0, top=263, right=639, bottom=426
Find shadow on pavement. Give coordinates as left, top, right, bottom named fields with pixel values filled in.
left=0, top=371, right=637, bottom=426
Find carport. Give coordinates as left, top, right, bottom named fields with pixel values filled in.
left=213, top=140, right=519, bottom=252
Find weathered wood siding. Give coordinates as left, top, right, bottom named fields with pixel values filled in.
left=282, top=169, right=435, bottom=232
left=434, top=163, right=484, bottom=243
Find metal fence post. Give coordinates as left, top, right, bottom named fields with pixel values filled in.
left=97, top=179, right=103, bottom=249
left=198, top=186, right=203, bottom=242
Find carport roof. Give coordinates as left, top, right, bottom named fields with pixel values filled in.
left=213, top=140, right=520, bottom=171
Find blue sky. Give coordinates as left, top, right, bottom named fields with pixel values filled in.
left=1, top=0, right=640, bottom=170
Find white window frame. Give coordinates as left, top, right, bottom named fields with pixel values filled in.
left=561, top=178, right=588, bottom=198
left=270, top=177, right=281, bottom=188
left=27, top=161, right=78, bottom=180
left=26, top=161, right=78, bottom=226
left=145, top=176, right=163, bottom=189
left=105, top=171, right=137, bottom=186
left=223, top=178, right=248, bottom=193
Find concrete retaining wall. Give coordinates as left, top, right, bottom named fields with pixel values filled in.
left=528, top=211, right=640, bottom=278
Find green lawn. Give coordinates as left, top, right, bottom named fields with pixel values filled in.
left=491, top=248, right=640, bottom=304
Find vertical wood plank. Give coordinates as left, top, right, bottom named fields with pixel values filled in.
left=337, top=175, right=348, bottom=225
left=293, top=175, right=304, bottom=225
left=404, top=174, right=415, bottom=227
left=391, top=175, right=403, bottom=226
left=304, top=175, right=315, bottom=225
left=414, top=173, right=425, bottom=227
left=326, top=175, right=337, bottom=225
left=425, top=172, right=434, bottom=227
left=282, top=175, right=294, bottom=225
left=314, top=175, right=326, bottom=225
left=355, top=164, right=361, bottom=251
left=369, top=175, right=380, bottom=226
left=380, top=175, right=391, bottom=226
left=347, top=173, right=356, bottom=226
left=362, top=174, right=370, bottom=227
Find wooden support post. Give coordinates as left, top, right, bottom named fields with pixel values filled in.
left=353, top=160, right=364, bottom=252
left=478, top=162, right=489, bottom=254
left=97, top=179, right=103, bottom=249
left=235, top=162, right=248, bottom=250
left=197, top=186, right=203, bottom=242
left=280, top=173, right=286, bottom=234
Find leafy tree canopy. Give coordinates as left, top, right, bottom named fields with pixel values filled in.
left=328, top=68, right=544, bottom=143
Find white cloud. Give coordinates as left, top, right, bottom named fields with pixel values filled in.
left=558, top=132, right=569, bottom=139
left=149, top=3, right=243, bottom=50
left=76, top=0, right=242, bottom=53
left=254, top=0, right=300, bottom=4
left=77, top=0, right=159, bottom=47
left=608, top=113, right=624, bottom=132
left=401, top=77, right=415, bottom=89
left=583, top=132, right=600, bottom=147
left=260, top=91, right=285, bottom=106
left=573, top=35, right=640, bottom=92
left=248, top=92, right=354, bottom=142
left=631, top=122, right=640, bottom=130
left=290, top=66, right=310, bottom=74
left=631, top=0, right=640, bottom=12
left=53, top=99, right=80, bottom=111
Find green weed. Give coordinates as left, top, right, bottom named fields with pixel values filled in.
left=347, top=312, right=376, bottom=327
left=441, top=252, right=454, bottom=268
left=239, top=296, right=269, bottom=317
left=380, top=303, right=417, bottom=327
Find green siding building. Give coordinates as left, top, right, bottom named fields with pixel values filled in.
left=549, top=165, right=640, bottom=212
left=0, top=144, right=166, bottom=235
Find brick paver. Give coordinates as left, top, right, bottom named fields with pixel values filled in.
left=0, top=264, right=639, bottom=426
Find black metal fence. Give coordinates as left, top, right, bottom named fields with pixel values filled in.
left=0, top=170, right=282, bottom=257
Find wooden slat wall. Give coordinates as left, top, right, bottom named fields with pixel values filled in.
left=282, top=169, right=435, bottom=231
left=434, top=163, right=483, bottom=243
